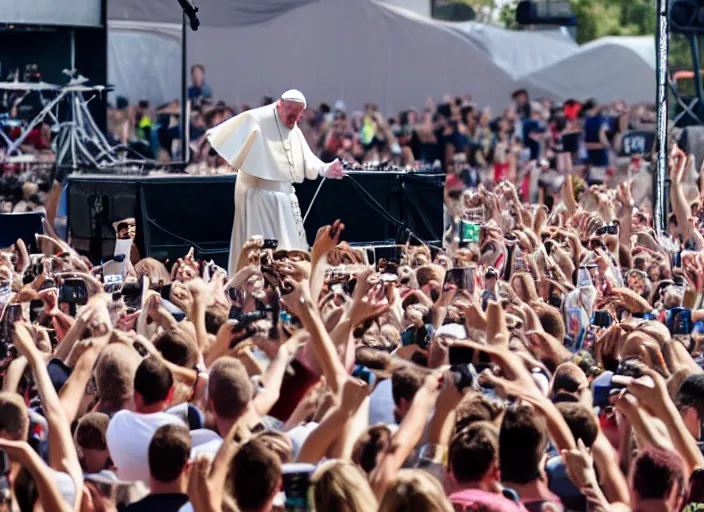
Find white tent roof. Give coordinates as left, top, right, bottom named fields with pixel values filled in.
left=108, top=0, right=523, bottom=113
left=447, top=22, right=577, bottom=79
left=519, top=36, right=655, bottom=104
left=376, top=0, right=431, bottom=17
left=108, top=0, right=318, bottom=28
left=107, top=0, right=654, bottom=112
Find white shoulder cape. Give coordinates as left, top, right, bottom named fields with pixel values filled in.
left=206, top=103, right=328, bottom=182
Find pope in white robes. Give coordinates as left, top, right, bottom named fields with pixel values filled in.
left=206, top=90, right=344, bottom=274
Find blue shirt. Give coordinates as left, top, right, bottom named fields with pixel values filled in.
left=187, top=82, right=213, bottom=101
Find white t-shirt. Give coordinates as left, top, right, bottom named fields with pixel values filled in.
left=287, top=422, right=318, bottom=461
left=106, top=410, right=185, bottom=483
left=48, top=468, right=82, bottom=507
left=189, top=429, right=223, bottom=460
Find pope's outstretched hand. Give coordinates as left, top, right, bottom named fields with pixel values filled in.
left=324, top=159, right=345, bottom=179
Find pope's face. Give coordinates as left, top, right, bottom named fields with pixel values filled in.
left=277, top=100, right=305, bottom=129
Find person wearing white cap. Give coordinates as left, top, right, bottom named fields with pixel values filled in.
left=206, top=90, right=345, bottom=274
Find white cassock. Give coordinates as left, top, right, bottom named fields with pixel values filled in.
left=206, top=103, right=335, bottom=275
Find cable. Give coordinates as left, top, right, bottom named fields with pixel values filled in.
left=147, top=217, right=224, bottom=255
left=303, top=177, right=326, bottom=224
left=344, top=174, right=444, bottom=252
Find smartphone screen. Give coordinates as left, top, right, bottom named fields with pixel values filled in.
left=1, top=303, right=22, bottom=342
left=444, top=267, right=475, bottom=293
left=460, top=221, right=480, bottom=243
left=449, top=345, right=474, bottom=365
left=59, top=279, right=88, bottom=304
left=282, top=463, right=315, bottom=511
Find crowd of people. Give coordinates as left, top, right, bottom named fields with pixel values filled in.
left=103, top=65, right=658, bottom=182
left=2, top=60, right=704, bottom=512
left=0, top=122, right=703, bottom=512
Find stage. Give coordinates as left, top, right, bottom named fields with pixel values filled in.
left=67, top=171, right=445, bottom=268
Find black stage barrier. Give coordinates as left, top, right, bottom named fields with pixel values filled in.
left=68, top=172, right=444, bottom=267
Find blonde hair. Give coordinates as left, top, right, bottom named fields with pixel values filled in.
left=378, top=469, right=454, bottom=512
left=311, top=460, right=377, bottom=512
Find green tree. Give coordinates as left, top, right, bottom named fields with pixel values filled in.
left=495, top=0, right=697, bottom=73
left=568, top=0, right=655, bottom=44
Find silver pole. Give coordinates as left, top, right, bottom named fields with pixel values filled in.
left=181, top=13, right=190, bottom=163
left=70, top=29, right=76, bottom=71
left=654, top=0, right=670, bottom=235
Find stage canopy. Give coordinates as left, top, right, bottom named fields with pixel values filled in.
left=106, top=0, right=653, bottom=113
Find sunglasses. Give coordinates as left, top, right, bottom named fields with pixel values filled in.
left=595, top=224, right=619, bottom=236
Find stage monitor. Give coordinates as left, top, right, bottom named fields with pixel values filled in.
left=1, top=0, right=103, bottom=28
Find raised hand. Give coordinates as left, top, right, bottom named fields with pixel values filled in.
left=39, top=287, right=59, bottom=315
left=626, top=369, right=669, bottom=417
left=562, top=439, right=598, bottom=494
left=12, top=322, right=38, bottom=360
left=349, top=285, right=390, bottom=325
left=312, top=220, right=344, bottom=260
left=340, top=377, right=369, bottom=413
left=186, top=278, right=210, bottom=303
left=280, top=278, right=313, bottom=320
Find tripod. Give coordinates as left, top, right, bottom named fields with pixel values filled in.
left=54, top=87, right=118, bottom=169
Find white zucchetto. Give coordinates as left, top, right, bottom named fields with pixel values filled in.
left=281, top=89, right=307, bottom=109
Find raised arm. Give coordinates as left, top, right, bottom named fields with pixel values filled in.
left=283, top=279, right=347, bottom=395
left=0, top=439, right=71, bottom=512
left=297, top=378, right=369, bottom=464
left=59, top=334, right=111, bottom=423
left=14, top=324, right=83, bottom=509
left=369, top=373, right=441, bottom=499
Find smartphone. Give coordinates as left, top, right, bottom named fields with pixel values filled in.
left=450, top=364, right=476, bottom=392
left=460, top=221, right=481, bottom=243
left=0, top=449, right=8, bottom=476
left=0, top=303, right=22, bottom=342
left=120, top=281, right=142, bottom=311
left=104, top=274, right=124, bottom=294
left=592, top=310, right=614, bottom=329
left=352, top=365, right=377, bottom=387
left=263, top=239, right=278, bottom=250
left=449, top=345, right=475, bottom=365
left=0, top=283, right=11, bottom=307
left=160, top=284, right=173, bottom=301
left=444, top=267, right=475, bottom=293
left=400, top=328, right=415, bottom=347
left=59, top=278, right=89, bottom=316
left=282, top=463, right=315, bottom=511
left=668, top=307, right=692, bottom=336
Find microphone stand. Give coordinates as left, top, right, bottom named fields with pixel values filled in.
left=178, top=0, right=200, bottom=164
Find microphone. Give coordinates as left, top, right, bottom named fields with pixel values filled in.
left=177, top=0, right=200, bottom=31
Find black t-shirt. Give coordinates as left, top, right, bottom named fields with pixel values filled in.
left=124, top=493, right=189, bottom=512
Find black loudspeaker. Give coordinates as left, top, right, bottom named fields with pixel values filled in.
left=141, top=176, right=235, bottom=267
left=67, top=177, right=141, bottom=262
left=296, top=173, right=402, bottom=244
left=678, top=125, right=704, bottom=170
left=670, top=0, right=704, bottom=34
left=401, top=174, right=444, bottom=242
